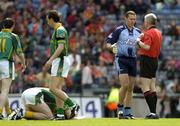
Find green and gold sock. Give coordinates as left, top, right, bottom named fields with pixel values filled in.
left=0, top=108, right=2, bottom=114
left=64, top=98, right=75, bottom=108
left=24, top=111, right=33, bottom=118
left=5, top=107, right=11, bottom=115
left=55, top=108, right=64, bottom=114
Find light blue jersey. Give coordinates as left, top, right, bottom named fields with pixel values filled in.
left=106, top=25, right=141, bottom=58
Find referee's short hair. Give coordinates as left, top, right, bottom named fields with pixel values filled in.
left=2, top=18, right=14, bottom=29
left=125, top=10, right=136, bottom=18
left=144, top=13, right=157, bottom=25
left=47, top=10, right=62, bottom=23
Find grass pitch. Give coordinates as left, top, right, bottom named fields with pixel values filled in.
left=0, top=118, right=180, bottom=126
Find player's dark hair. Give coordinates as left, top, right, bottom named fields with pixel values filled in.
left=47, top=10, right=61, bottom=22
left=125, top=11, right=136, bottom=18
left=2, top=18, right=14, bottom=29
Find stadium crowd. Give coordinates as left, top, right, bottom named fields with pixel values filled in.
left=1, top=0, right=180, bottom=118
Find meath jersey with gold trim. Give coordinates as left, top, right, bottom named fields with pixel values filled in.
left=0, top=29, right=23, bottom=61
left=50, top=24, right=68, bottom=58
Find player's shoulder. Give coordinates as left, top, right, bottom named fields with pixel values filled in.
left=11, top=33, right=21, bottom=42
left=112, top=25, right=126, bottom=34
left=56, top=26, right=67, bottom=38
left=10, top=32, right=20, bottom=39
left=115, top=25, right=126, bottom=31
left=56, top=26, right=67, bottom=32
left=11, top=32, right=18, bottom=36
left=134, top=27, right=141, bottom=33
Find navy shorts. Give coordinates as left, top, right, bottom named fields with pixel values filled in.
left=115, top=56, right=137, bottom=77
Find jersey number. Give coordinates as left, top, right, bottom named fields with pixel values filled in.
left=0, top=38, right=6, bottom=52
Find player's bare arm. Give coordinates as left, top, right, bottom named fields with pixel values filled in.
left=18, top=53, right=26, bottom=72
left=44, top=43, right=64, bottom=71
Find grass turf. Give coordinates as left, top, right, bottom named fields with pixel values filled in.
left=0, top=118, right=180, bottom=126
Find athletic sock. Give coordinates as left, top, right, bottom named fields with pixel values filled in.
left=151, top=91, right=157, bottom=113
left=117, top=104, right=124, bottom=112
left=0, top=108, right=2, bottom=114
left=55, top=108, right=64, bottom=115
left=5, top=106, right=11, bottom=115
left=64, top=98, right=75, bottom=108
left=24, top=111, right=33, bottom=118
left=124, top=107, right=131, bottom=116
left=144, top=91, right=155, bottom=113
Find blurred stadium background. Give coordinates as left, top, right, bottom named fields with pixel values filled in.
left=1, top=0, right=180, bottom=119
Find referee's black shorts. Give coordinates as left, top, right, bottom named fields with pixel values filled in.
left=140, top=55, right=158, bottom=79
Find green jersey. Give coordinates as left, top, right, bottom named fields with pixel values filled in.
left=0, top=29, right=23, bottom=61
left=50, top=24, right=68, bottom=58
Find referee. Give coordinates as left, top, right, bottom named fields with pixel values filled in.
left=136, top=13, right=162, bottom=119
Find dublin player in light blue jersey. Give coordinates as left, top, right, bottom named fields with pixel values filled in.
left=106, top=11, right=141, bottom=119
